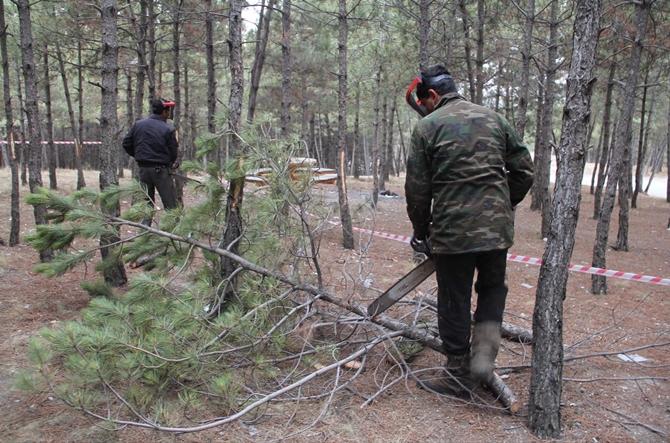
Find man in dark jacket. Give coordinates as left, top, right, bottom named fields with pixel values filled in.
left=405, top=65, right=534, bottom=397
left=123, top=98, right=179, bottom=222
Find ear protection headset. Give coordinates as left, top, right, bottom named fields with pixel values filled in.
left=405, top=73, right=452, bottom=117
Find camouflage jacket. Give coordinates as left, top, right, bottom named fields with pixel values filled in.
left=405, top=92, right=534, bottom=254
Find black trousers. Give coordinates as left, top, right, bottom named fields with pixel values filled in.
left=138, top=165, right=178, bottom=212
left=433, top=249, right=508, bottom=356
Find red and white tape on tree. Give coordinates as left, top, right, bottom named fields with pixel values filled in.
left=318, top=215, right=670, bottom=287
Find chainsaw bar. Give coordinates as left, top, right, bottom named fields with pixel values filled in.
left=367, top=258, right=436, bottom=317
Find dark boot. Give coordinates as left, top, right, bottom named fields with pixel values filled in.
left=417, top=354, right=475, bottom=398
left=470, top=321, right=501, bottom=385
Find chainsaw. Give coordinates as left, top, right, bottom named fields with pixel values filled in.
left=367, top=237, right=435, bottom=317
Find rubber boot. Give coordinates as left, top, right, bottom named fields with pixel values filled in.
left=470, top=321, right=502, bottom=385
left=417, top=354, right=475, bottom=398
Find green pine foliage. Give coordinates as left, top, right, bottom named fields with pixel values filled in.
left=19, top=127, right=344, bottom=427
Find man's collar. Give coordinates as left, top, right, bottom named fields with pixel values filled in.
left=434, top=92, right=464, bottom=110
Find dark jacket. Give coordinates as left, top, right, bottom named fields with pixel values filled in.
left=122, top=114, right=178, bottom=167
left=405, top=93, right=534, bottom=254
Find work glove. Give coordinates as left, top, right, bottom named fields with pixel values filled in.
left=170, top=158, right=181, bottom=170
left=410, top=235, right=431, bottom=256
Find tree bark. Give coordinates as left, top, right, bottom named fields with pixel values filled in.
left=531, top=0, right=558, bottom=240
left=280, top=0, right=292, bottom=136
left=371, top=63, right=381, bottom=208
left=337, top=0, right=354, bottom=250
left=515, top=0, right=535, bottom=140
left=43, top=50, right=57, bottom=190
left=592, top=0, right=651, bottom=294
left=247, top=0, right=274, bottom=123
left=475, top=0, right=485, bottom=105
left=16, top=0, right=53, bottom=262
left=419, top=0, right=430, bottom=70
left=76, top=40, right=86, bottom=188
left=632, top=65, right=659, bottom=208
left=172, top=0, right=184, bottom=205
left=220, top=0, right=245, bottom=289
left=56, top=42, right=85, bottom=189
left=593, top=60, right=616, bottom=219
left=0, top=0, right=20, bottom=246
left=528, top=0, right=601, bottom=438
left=205, top=0, right=216, bottom=136
left=459, top=0, right=476, bottom=102
left=99, top=0, right=127, bottom=287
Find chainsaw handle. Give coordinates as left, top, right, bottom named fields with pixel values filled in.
left=410, top=236, right=431, bottom=256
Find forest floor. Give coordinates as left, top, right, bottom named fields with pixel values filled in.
left=0, top=167, right=669, bottom=443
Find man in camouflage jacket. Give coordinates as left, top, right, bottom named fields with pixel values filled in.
left=406, top=65, right=534, bottom=397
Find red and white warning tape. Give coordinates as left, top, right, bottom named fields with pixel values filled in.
left=0, top=140, right=101, bottom=145
left=317, top=214, right=670, bottom=287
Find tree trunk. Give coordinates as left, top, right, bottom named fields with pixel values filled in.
left=528, top=0, right=601, bottom=438
left=206, top=0, right=216, bottom=136
left=531, top=0, right=558, bottom=239
left=632, top=65, right=659, bottom=207
left=280, top=0, right=292, bottom=136
left=352, top=84, right=360, bottom=178
left=99, top=0, right=127, bottom=287
left=247, top=0, right=274, bottom=123
left=56, top=41, right=85, bottom=189
left=380, top=97, right=387, bottom=189
left=146, top=0, right=156, bottom=101
left=336, top=0, right=354, bottom=250
left=76, top=40, right=86, bottom=188
left=16, top=63, right=27, bottom=187
left=43, top=51, right=57, bottom=190
left=0, top=0, right=20, bottom=246
left=459, top=0, right=476, bottom=102
left=593, top=60, right=616, bottom=219
left=475, top=0, right=485, bottom=105
left=515, top=0, right=535, bottom=139
left=371, top=64, right=381, bottom=208
left=220, top=0, right=245, bottom=289
left=172, top=0, right=184, bottom=205
left=667, top=100, right=670, bottom=203
left=419, top=0, right=430, bottom=70
left=16, top=0, right=53, bottom=262
left=592, top=0, right=651, bottom=294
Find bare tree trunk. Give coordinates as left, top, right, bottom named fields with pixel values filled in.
left=43, top=50, right=57, bottom=189
left=531, top=0, right=558, bottom=239
left=667, top=100, right=670, bottom=203
left=56, top=41, right=84, bottom=189
left=593, top=60, right=616, bottom=218
left=380, top=97, right=387, bottom=190
left=0, top=0, right=20, bottom=246
left=76, top=41, right=86, bottom=188
left=528, top=0, right=601, bottom=437
left=247, top=0, right=274, bottom=123
left=459, top=0, right=476, bottom=102
left=589, top=123, right=603, bottom=193
left=475, top=0, right=485, bottom=105
left=280, top=0, right=292, bottom=136
left=632, top=65, right=659, bottom=207
left=592, top=0, right=651, bottom=294
left=16, top=63, right=27, bottom=186
left=352, top=84, right=360, bottom=178
left=336, top=0, right=354, bottom=250
left=172, top=0, right=184, bottom=205
left=16, top=0, right=53, bottom=262
left=98, top=0, right=127, bottom=287
left=445, top=1, right=458, bottom=66
left=220, top=0, right=245, bottom=288
left=205, top=0, right=216, bottom=136
left=146, top=0, right=156, bottom=101
left=419, top=0, right=430, bottom=70
left=515, top=0, right=535, bottom=139
left=371, top=64, right=381, bottom=208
